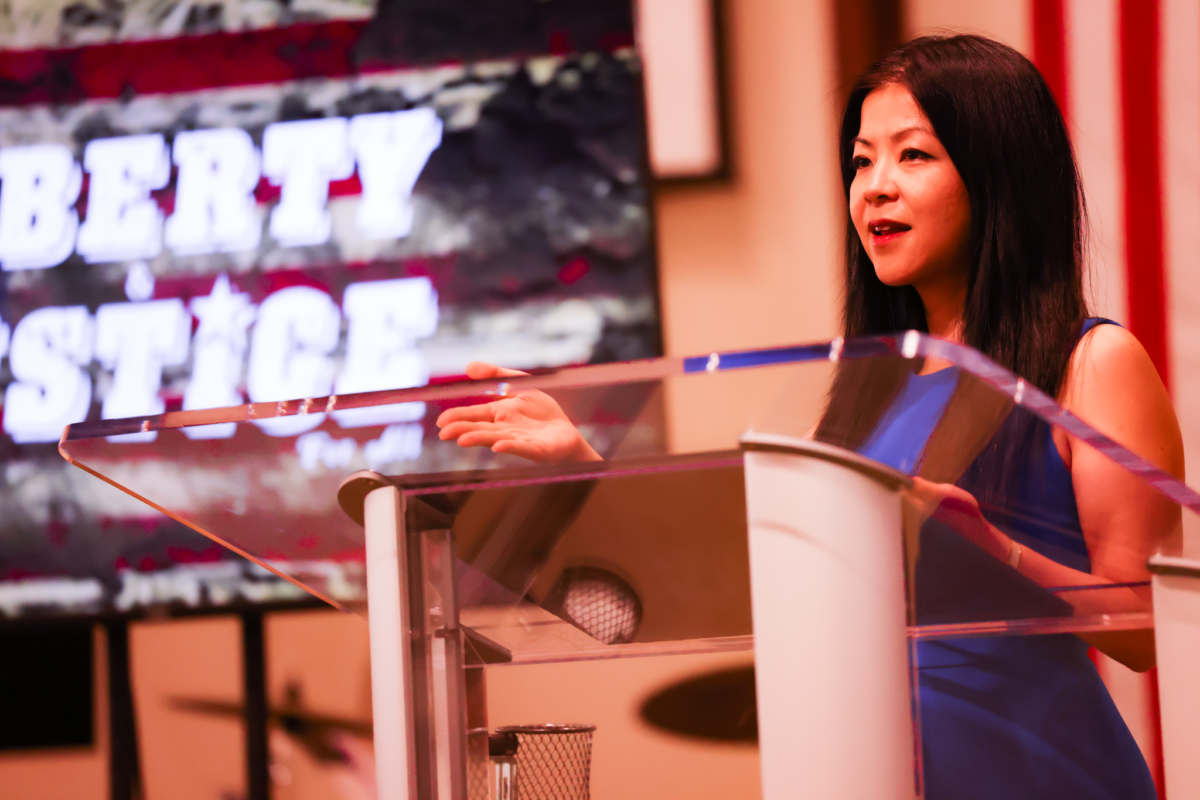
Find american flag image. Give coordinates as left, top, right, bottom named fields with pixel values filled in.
left=1033, top=0, right=1200, bottom=794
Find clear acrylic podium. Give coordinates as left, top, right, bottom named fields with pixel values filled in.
left=59, top=332, right=1200, bottom=799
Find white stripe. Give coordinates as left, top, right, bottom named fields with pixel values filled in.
left=1065, top=0, right=1128, bottom=326
left=1160, top=10, right=1200, bottom=790
left=1163, top=0, right=1200, bottom=498
left=1066, top=1, right=1163, bottom=780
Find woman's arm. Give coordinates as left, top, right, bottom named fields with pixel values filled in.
left=913, top=324, right=1183, bottom=671
left=1058, top=323, right=1183, bottom=670
left=1059, top=324, right=1184, bottom=567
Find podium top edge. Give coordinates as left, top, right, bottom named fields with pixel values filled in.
left=1147, top=554, right=1200, bottom=579
left=740, top=432, right=912, bottom=491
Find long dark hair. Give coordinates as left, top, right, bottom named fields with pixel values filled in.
left=839, top=34, right=1088, bottom=398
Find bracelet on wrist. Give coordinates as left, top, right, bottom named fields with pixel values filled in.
left=1005, top=537, right=1022, bottom=569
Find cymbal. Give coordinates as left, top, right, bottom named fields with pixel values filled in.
left=639, top=665, right=757, bottom=743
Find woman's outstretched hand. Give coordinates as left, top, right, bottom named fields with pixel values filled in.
left=435, top=362, right=602, bottom=464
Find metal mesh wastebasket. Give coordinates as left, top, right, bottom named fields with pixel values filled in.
left=468, top=728, right=491, bottom=800
left=493, top=724, right=596, bottom=800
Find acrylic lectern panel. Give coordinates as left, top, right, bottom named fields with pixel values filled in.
left=57, top=354, right=812, bottom=661
left=59, top=333, right=1200, bottom=654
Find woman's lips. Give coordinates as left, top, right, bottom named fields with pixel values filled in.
left=871, top=229, right=909, bottom=245
left=868, top=220, right=911, bottom=245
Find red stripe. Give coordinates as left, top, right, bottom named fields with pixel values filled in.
left=1121, top=1, right=1169, bottom=357
left=1148, top=666, right=1166, bottom=798
left=0, top=21, right=369, bottom=107
left=1120, top=5, right=1170, bottom=793
left=1033, top=0, right=1070, bottom=112
left=0, top=22, right=636, bottom=109
left=1121, top=0, right=1170, bottom=390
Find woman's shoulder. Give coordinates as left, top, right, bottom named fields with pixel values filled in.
left=1060, top=320, right=1183, bottom=478
left=1067, top=321, right=1161, bottom=402
left=1073, top=320, right=1149, bottom=375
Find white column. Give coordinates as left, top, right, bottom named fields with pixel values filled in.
left=742, top=433, right=917, bottom=800
left=364, top=484, right=417, bottom=800
left=1161, top=0, right=1200, bottom=550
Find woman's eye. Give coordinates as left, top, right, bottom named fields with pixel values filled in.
left=852, top=155, right=871, bottom=169
left=901, top=148, right=930, bottom=162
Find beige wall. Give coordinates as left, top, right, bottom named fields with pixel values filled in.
left=656, top=0, right=843, bottom=454
left=655, top=1, right=843, bottom=358
left=906, top=0, right=1031, bottom=53
left=130, top=618, right=246, bottom=800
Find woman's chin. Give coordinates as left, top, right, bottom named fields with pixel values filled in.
left=872, top=266, right=918, bottom=287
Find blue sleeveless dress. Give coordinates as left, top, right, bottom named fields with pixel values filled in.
left=858, top=319, right=1157, bottom=800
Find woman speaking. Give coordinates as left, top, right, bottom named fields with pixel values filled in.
left=436, top=35, right=1181, bottom=799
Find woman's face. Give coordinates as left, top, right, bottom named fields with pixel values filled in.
left=850, top=84, right=972, bottom=292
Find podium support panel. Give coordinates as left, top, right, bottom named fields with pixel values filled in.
left=1149, top=556, right=1200, bottom=799
left=364, top=484, right=419, bottom=800
left=743, top=434, right=917, bottom=800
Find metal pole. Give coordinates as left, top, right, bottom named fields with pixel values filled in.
left=242, top=609, right=270, bottom=800
left=105, top=619, right=142, bottom=800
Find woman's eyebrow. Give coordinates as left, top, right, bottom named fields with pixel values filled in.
left=890, top=124, right=929, bottom=140
left=853, top=125, right=929, bottom=147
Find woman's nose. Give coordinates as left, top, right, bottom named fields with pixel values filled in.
left=863, top=161, right=898, bottom=203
